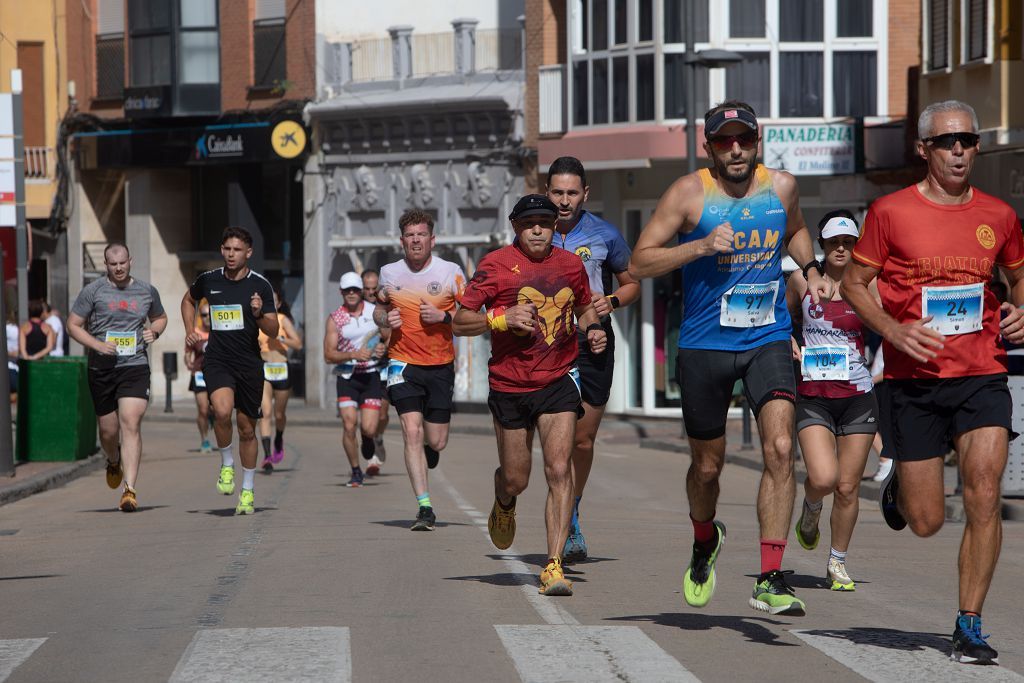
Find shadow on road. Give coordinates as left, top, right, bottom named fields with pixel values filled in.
left=494, top=553, right=613, bottom=574
left=443, top=572, right=538, bottom=587
left=78, top=506, right=170, bottom=513
left=606, top=612, right=799, bottom=647
left=371, top=519, right=471, bottom=529
left=187, top=507, right=278, bottom=516
left=794, top=627, right=951, bottom=654
left=0, top=574, right=63, bottom=582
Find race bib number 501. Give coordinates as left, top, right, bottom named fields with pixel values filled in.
left=210, top=304, right=244, bottom=331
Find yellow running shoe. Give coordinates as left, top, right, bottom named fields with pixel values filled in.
left=216, top=465, right=235, bottom=495
left=827, top=557, right=856, bottom=591
left=235, top=489, right=254, bottom=515
left=118, top=486, right=137, bottom=512
left=488, top=497, right=517, bottom=550
left=539, top=557, right=573, bottom=596
left=106, top=458, right=123, bottom=489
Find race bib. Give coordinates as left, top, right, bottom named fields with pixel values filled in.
left=194, top=371, right=206, bottom=388
left=387, top=360, right=408, bottom=388
left=801, top=345, right=850, bottom=381
left=263, top=362, right=288, bottom=382
left=922, top=283, right=983, bottom=336
left=105, top=331, right=137, bottom=357
left=720, top=282, right=778, bottom=328
left=210, top=304, right=244, bottom=331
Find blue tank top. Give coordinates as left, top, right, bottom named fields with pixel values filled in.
left=678, top=165, right=791, bottom=351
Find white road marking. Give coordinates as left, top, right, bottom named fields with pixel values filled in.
left=496, top=625, right=700, bottom=683
left=791, top=628, right=1024, bottom=682
left=0, top=639, right=46, bottom=682
left=168, top=627, right=350, bottom=683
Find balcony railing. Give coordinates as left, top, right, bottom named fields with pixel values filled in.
left=350, top=28, right=522, bottom=82
left=538, top=65, right=565, bottom=135
left=25, top=147, right=54, bottom=180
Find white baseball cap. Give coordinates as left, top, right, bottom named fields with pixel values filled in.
left=819, top=215, right=860, bottom=240
left=339, top=272, right=363, bottom=290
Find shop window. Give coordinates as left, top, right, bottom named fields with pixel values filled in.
left=833, top=52, right=876, bottom=117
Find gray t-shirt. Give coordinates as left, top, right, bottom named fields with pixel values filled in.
left=71, top=277, right=165, bottom=369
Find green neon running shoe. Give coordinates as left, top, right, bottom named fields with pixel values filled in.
left=216, top=465, right=235, bottom=495
left=795, top=502, right=821, bottom=551
left=683, top=521, right=726, bottom=608
left=750, top=570, right=806, bottom=616
left=234, top=489, right=254, bottom=515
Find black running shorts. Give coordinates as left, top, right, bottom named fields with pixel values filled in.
left=87, top=364, right=151, bottom=416
left=203, top=358, right=264, bottom=420
left=678, top=340, right=797, bottom=440
left=796, top=391, right=878, bottom=437
left=488, top=374, right=583, bottom=430
left=888, top=373, right=1014, bottom=462
left=336, top=371, right=383, bottom=410
left=387, top=362, right=454, bottom=423
left=576, top=322, right=615, bottom=407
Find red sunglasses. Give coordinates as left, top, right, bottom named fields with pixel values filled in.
left=708, top=132, right=759, bottom=151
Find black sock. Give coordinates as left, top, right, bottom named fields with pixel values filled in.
left=274, top=430, right=284, bottom=450
left=261, top=437, right=272, bottom=459
left=361, top=435, right=375, bottom=459
left=352, top=466, right=362, bottom=474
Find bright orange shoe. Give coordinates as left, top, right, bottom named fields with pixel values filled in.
left=119, top=486, right=137, bottom=512
left=106, top=458, right=123, bottom=489
left=488, top=497, right=517, bottom=550
left=539, top=557, right=573, bottom=596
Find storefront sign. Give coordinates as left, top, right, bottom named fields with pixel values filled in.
left=123, top=86, right=172, bottom=118
left=762, top=123, right=856, bottom=176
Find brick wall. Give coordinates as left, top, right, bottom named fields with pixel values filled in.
left=66, top=0, right=124, bottom=116
left=524, top=0, right=565, bottom=190
left=889, top=0, right=921, bottom=120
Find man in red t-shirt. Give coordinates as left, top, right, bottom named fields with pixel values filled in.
left=454, top=194, right=607, bottom=597
left=843, top=100, right=1024, bottom=666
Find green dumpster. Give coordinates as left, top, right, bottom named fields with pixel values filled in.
left=16, top=356, right=98, bottom=462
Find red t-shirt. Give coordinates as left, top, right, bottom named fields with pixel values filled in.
left=853, top=184, right=1024, bottom=380
left=461, top=243, right=592, bottom=393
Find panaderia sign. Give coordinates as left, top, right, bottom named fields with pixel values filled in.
left=762, top=123, right=856, bottom=176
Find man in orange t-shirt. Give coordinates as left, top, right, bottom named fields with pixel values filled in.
left=844, top=100, right=1024, bottom=666
left=375, top=209, right=466, bottom=531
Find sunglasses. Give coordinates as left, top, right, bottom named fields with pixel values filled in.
left=708, top=132, right=759, bottom=151
left=923, top=132, right=979, bottom=150
left=342, top=287, right=362, bottom=294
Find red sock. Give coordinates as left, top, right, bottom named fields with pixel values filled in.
left=691, top=514, right=715, bottom=544
left=760, top=539, right=787, bottom=574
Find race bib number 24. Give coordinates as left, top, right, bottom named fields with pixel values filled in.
left=922, top=284, right=983, bottom=336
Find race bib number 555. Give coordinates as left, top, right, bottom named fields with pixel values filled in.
left=105, top=331, right=137, bottom=357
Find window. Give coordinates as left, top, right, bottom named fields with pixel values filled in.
left=837, top=0, right=872, bottom=37
left=665, top=0, right=709, bottom=44
left=128, top=0, right=171, bottom=86
left=612, top=56, right=629, bottom=122
left=780, top=0, right=823, bottom=41
left=833, top=52, right=876, bottom=117
left=96, top=0, right=125, bottom=99
left=779, top=52, right=822, bottom=116
left=664, top=54, right=709, bottom=120
left=614, top=0, right=628, bottom=45
left=179, top=0, right=218, bottom=85
left=636, top=54, right=654, bottom=120
left=730, top=0, right=766, bottom=38
left=927, top=0, right=950, bottom=70
left=573, top=61, right=589, bottom=125
left=638, top=0, right=653, bottom=41
left=592, top=0, right=608, bottom=51
left=965, top=0, right=988, bottom=62
left=254, top=0, right=287, bottom=87
left=592, top=58, right=609, bottom=124
left=725, top=52, right=769, bottom=119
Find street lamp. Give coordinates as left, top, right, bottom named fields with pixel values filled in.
left=684, top=3, right=744, bottom=173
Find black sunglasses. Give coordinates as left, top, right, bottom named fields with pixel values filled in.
left=708, top=132, right=759, bottom=151
left=923, top=132, right=979, bottom=150
left=342, top=287, right=361, bottom=294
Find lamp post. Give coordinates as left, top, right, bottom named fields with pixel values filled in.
left=683, top=1, right=744, bottom=173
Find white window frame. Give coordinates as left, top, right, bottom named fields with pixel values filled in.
left=923, top=0, right=953, bottom=73
left=960, top=0, right=995, bottom=66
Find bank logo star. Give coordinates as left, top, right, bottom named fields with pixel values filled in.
left=279, top=130, right=298, bottom=148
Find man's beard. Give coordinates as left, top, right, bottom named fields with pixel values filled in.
left=714, top=155, right=756, bottom=184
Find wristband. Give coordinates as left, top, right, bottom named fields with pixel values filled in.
left=442, top=311, right=453, bottom=325
left=586, top=323, right=603, bottom=333
left=153, top=329, right=160, bottom=340
left=486, top=306, right=509, bottom=332
left=801, top=260, right=824, bottom=280
left=606, top=295, right=620, bottom=310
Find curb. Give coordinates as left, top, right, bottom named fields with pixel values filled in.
left=0, top=453, right=104, bottom=508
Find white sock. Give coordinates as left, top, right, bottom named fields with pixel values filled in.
left=220, top=446, right=234, bottom=468
left=242, top=467, right=256, bottom=491
left=830, top=547, right=847, bottom=562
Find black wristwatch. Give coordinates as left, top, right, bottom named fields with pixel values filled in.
left=607, top=295, right=621, bottom=310
left=586, top=323, right=603, bottom=333
left=802, top=260, right=824, bottom=279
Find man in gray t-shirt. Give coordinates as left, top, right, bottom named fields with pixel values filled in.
left=68, top=243, right=168, bottom=512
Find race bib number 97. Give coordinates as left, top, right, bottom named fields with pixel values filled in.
left=801, top=345, right=850, bottom=381
left=105, top=331, right=137, bottom=357
left=720, top=282, right=778, bottom=328
left=210, top=304, right=244, bottom=331
left=922, top=283, right=983, bottom=336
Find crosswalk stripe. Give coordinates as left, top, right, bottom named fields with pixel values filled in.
left=0, top=639, right=46, bottom=682
left=495, top=625, right=700, bottom=683
left=168, top=627, right=350, bottom=683
left=791, top=628, right=1024, bottom=682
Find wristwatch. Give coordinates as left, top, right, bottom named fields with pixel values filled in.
left=606, top=295, right=621, bottom=310
left=801, top=260, right=824, bottom=279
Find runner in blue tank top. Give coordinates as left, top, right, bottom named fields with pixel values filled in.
left=546, top=156, right=640, bottom=564
left=630, top=101, right=828, bottom=616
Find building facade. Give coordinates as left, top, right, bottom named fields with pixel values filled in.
left=525, top=0, right=920, bottom=416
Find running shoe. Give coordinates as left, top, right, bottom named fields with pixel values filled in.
left=270, top=445, right=285, bottom=465
left=951, top=614, right=999, bottom=665
left=216, top=465, right=235, bottom=495
left=106, top=457, right=123, bottom=490
left=118, top=486, right=137, bottom=512
left=365, top=455, right=382, bottom=477
left=200, top=440, right=212, bottom=454
left=410, top=505, right=436, bottom=531
left=539, top=557, right=573, bottom=596
left=749, top=570, right=806, bottom=616
left=683, top=520, right=726, bottom=608
left=870, top=458, right=892, bottom=482
left=261, top=458, right=274, bottom=473
left=346, top=469, right=364, bottom=488
left=487, top=497, right=517, bottom=549
left=235, top=489, right=255, bottom=515
left=424, top=444, right=440, bottom=469
left=878, top=463, right=907, bottom=531
left=827, top=557, right=855, bottom=591
left=795, top=502, right=821, bottom=551
left=562, top=524, right=588, bottom=564
left=374, top=435, right=387, bottom=462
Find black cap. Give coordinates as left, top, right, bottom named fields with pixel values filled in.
left=704, top=108, right=759, bottom=137
left=509, top=194, right=558, bottom=222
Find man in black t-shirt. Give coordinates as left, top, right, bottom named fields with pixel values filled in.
left=181, top=227, right=278, bottom=515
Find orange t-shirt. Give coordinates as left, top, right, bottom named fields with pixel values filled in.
left=853, top=184, right=1024, bottom=380
left=380, top=256, right=466, bottom=365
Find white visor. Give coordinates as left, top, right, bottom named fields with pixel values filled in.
left=819, top=216, right=860, bottom=240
